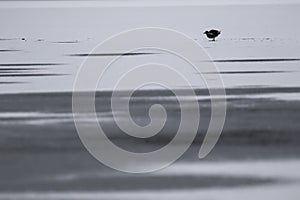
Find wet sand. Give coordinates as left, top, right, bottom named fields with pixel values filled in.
left=0, top=88, right=300, bottom=198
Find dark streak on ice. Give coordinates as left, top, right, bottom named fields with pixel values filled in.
left=0, top=81, right=26, bottom=85
left=212, top=58, right=300, bottom=63
left=0, top=73, right=67, bottom=77
left=0, top=50, right=20, bottom=52
left=200, top=70, right=291, bottom=74
left=0, top=63, right=64, bottom=67
left=67, top=52, right=158, bottom=57
left=0, top=68, right=43, bottom=71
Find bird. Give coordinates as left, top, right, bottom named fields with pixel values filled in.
left=204, top=29, right=221, bottom=41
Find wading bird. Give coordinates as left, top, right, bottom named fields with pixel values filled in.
left=204, top=29, right=221, bottom=41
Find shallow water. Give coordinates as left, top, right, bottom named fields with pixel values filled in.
left=0, top=91, right=300, bottom=199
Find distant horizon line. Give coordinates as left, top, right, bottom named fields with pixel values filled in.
left=0, top=0, right=299, bottom=8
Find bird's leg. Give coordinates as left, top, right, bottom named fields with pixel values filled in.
left=212, top=38, right=216, bottom=42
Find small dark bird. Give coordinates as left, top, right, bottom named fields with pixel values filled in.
left=204, top=29, right=221, bottom=41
